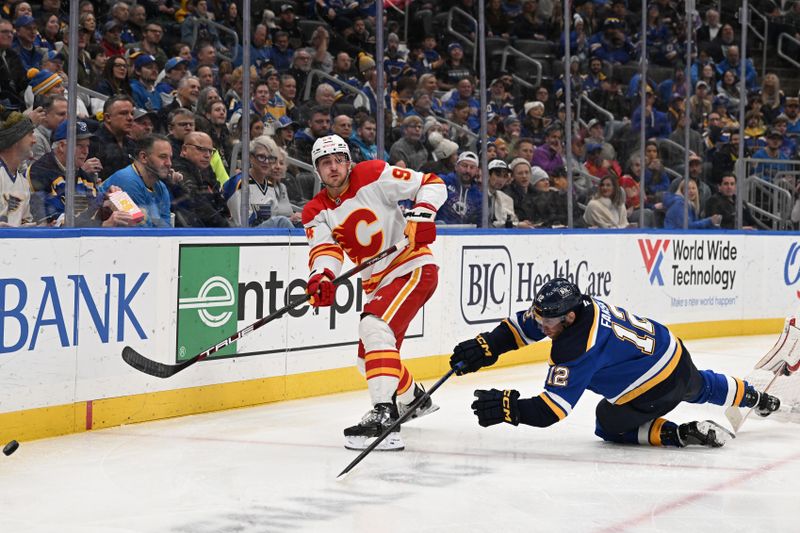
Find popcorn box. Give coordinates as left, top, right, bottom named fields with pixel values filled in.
left=108, top=190, right=144, bottom=224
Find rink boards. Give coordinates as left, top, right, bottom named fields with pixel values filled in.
left=0, top=228, right=798, bottom=442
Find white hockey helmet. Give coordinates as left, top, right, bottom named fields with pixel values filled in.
left=311, top=134, right=351, bottom=170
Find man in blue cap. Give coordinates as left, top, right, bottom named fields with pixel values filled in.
left=156, top=57, right=189, bottom=96
left=28, top=120, right=129, bottom=226
left=12, top=15, right=43, bottom=70
left=130, top=54, right=161, bottom=112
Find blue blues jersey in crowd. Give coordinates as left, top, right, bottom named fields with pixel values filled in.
left=496, top=296, right=683, bottom=427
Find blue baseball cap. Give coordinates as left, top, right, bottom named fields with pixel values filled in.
left=165, top=57, right=189, bottom=72
left=276, top=115, right=297, bottom=130
left=134, top=54, right=157, bottom=69
left=13, top=15, right=35, bottom=28
left=51, top=120, right=93, bottom=143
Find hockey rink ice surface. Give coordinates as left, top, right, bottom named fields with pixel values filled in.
left=2, top=335, right=799, bottom=533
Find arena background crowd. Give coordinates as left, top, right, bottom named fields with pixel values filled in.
left=0, top=0, right=798, bottom=230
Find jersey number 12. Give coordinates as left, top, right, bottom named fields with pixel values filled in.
left=609, top=306, right=655, bottom=354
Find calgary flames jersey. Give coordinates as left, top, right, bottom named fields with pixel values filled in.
left=302, top=160, right=446, bottom=296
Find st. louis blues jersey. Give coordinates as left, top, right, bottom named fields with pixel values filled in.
left=497, top=296, right=683, bottom=427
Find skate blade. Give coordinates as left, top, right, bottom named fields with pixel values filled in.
left=697, top=421, right=735, bottom=447
left=344, top=434, right=405, bottom=451
left=400, top=403, right=440, bottom=423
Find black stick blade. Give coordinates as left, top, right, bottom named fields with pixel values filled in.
left=122, top=346, right=198, bottom=378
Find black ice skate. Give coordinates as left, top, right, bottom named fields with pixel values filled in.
left=677, top=420, right=735, bottom=448
left=743, top=388, right=781, bottom=417
left=344, top=403, right=404, bottom=451
left=397, top=383, right=440, bottom=422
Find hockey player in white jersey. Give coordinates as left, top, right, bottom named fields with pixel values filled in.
left=302, top=134, right=447, bottom=451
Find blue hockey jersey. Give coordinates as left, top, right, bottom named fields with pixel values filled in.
left=499, top=296, right=683, bottom=427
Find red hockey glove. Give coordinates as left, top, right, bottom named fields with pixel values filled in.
left=307, top=268, right=335, bottom=307
left=404, top=204, right=437, bottom=249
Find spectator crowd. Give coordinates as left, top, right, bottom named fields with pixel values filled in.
left=1, top=0, right=799, bottom=229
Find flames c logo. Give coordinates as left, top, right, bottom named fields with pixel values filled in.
left=332, top=208, right=384, bottom=264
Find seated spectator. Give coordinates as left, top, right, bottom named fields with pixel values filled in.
left=772, top=116, right=797, bottom=159
left=662, top=177, right=721, bottom=229
left=487, top=0, right=512, bottom=38
left=588, top=17, right=636, bottom=65
left=416, top=73, right=445, bottom=117
left=520, top=101, right=550, bottom=145
left=28, top=120, right=129, bottom=226
left=743, top=110, right=767, bottom=153
left=438, top=151, right=482, bottom=225
left=351, top=116, right=388, bottom=162
left=532, top=125, right=565, bottom=175
left=270, top=31, right=294, bottom=73
left=166, top=108, right=195, bottom=158
left=436, top=42, right=474, bottom=91
left=689, top=81, right=712, bottom=129
left=181, top=1, right=223, bottom=52
left=159, top=75, right=200, bottom=130
left=643, top=140, right=670, bottom=208
left=130, top=54, right=161, bottom=112
left=716, top=69, right=741, bottom=110
left=781, top=97, right=800, bottom=135
left=532, top=166, right=575, bottom=228
left=95, top=54, right=133, bottom=97
left=389, top=115, right=428, bottom=169
left=619, top=156, right=654, bottom=227
left=443, top=77, right=480, bottom=131
left=30, top=94, right=66, bottom=161
left=223, top=135, right=296, bottom=228
left=198, top=100, right=232, bottom=167
left=273, top=4, right=303, bottom=50
left=503, top=158, right=540, bottom=225
left=126, top=22, right=167, bottom=69
left=89, top=95, right=137, bottom=181
left=704, top=173, right=756, bottom=229
left=170, top=131, right=230, bottom=227
left=0, top=109, right=35, bottom=226
left=100, top=20, right=126, bottom=58
left=487, top=159, right=525, bottom=228
left=584, top=118, right=616, bottom=162
left=759, top=73, right=784, bottom=125
left=423, top=132, right=459, bottom=175
left=512, top=0, right=548, bottom=40
left=97, top=134, right=174, bottom=228
left=390, top=76, right=416, bottom=127
left=273, top=115, right=298, bottom=151
left=631, top=91, right=672, bottom=139
left=584, top=142, right=622, bottom=179
left=12, top=15, right=44, bottom=71
left=156, top=57, right=190, bottom=97
left=291, top=105, right=331, bottom=165
left=131, top=109, right=156, bottom=141
left=0, top=18, right=29, bottom=108
left=583, top=174, right=629, bottom=228
left=710, top=129, right=740, bottom=187
left=752, top=128, right=791, bottom=182
left=716, top=45, right=757, bottom=91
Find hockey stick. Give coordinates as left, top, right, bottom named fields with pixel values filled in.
left=336, top=364, right=461, bottom=480
left=122, top=238, right=409, bottom=378
left=725, top=362, right=786, bottom=433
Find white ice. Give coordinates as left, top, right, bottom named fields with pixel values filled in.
left=2, top=335, right=799, bottom=533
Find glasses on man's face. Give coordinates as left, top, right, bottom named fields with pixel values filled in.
left=188, top=144, right=216, bottom=156
left=254, top=153, right=277, bottom=164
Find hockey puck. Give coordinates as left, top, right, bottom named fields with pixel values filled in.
left=3, top=440, right=19, bottom=456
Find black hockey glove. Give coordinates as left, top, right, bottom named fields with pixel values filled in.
left=471, top=389, right=520, bottom=427
left=449, top=333, right=501, bottom=375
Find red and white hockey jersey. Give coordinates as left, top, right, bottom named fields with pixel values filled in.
left=302, top=160, right=446, bottom=296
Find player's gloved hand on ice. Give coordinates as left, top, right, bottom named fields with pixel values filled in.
left=450, top=333, right=500, bottom=375
left=307, top=268, right=335, bottom=307
left=471, top=389, right=520, bottom=427
left=403, top=204, right=437, bottom=249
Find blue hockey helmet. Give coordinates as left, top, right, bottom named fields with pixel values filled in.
left=533, top=278, right=583, bottom=319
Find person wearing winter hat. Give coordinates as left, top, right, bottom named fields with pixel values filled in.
left=0, top=108, right=35, bottom=226
left=423, top=131, right=458, bottom=175
left=28, top=68, right=64, bottom=97
left=488, top=158, right=530, bottom=228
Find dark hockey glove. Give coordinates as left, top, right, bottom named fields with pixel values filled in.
left=449, top=333, right=500, bottom=375
left=471, top=389, right=520, bottom=427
